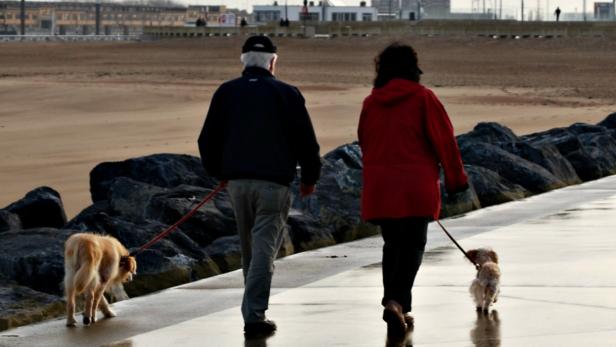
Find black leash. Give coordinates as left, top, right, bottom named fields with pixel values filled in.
left=435, top=219, right=480, bottom=270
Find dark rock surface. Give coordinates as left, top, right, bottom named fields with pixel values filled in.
left=497, top=141, right=581, bottom=185
left=205, top=236, right=242, bottom=273
left=457, top=122, right=518, bottom=145
left=0, top=210, right=22, bottom=233
left=465, top=165, right=528, bottom=207
left=597, top=112, right=616, bottom=129
left=90, top=153, right=218, bottom=202
left=293, top=151, right=363, bottom=243
left=123, top=249, right=219, bottom=297
left=4, top=187, right=67, bottom=229
left=0, top=280, right=64, bottom=331
left=440, top=176, right=481, bottom=218
left=287, top=211, right=336, bottom=252
left=106, top=177, right=166, bottom=222
left=459, top=122, right=580, bottom=185
left=523, top=124, right=616, bottom=181
left=460, top=141, right=565, bottom=193
left=323, top=142, right=363, bottom=170
left=146, top=185, right=236, bottom=248
left=0, top=228, right=73, bottom=295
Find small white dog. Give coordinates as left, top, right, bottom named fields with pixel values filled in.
left=468, top=248, right=500, bottom=313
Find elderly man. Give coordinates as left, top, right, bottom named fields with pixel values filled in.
left=198, top=36, right=321, bottom=337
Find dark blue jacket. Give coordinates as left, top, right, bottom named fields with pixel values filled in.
left=198, top=67, right=321, bottom=186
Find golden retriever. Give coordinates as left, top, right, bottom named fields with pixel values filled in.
left=468, top=248, right=500, bottom=313
left=64, top=233, right=137, bottom=327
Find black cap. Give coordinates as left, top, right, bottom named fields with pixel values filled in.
left=242, top=36, right=277, bottom=54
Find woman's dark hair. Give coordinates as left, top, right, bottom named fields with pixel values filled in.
left=374, top=42, right=422, bottom=88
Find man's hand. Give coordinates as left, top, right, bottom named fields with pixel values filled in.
left=300, top=183, right=315, bottom=197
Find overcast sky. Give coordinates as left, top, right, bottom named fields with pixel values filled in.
left=30, top=0, right=607, bottom=18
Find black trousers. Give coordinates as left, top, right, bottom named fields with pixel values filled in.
left=372, top=217, right=429, bottom=313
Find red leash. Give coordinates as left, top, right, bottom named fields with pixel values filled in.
left=435, top=219, right=480, bottom=270
left=131, top=183, right=226, bottom=256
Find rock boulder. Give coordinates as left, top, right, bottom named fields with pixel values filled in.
left=0, top=280, right=64, bottom=331
left=4, top=187, right=67, bottom=229
left=460, top=141, right=565, bottom=193
left=597, top=112, right=616, bottom=129
left=465, top=165, right=528, bottom=207
left=0, top=228, right=73, bottom=295
left=90, top=154, right=218, bottom=202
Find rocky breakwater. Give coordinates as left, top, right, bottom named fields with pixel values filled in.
left=1, top=113, right=615, bottom=330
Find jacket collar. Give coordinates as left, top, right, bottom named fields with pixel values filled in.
left=242, top=66, right=274, bottom=78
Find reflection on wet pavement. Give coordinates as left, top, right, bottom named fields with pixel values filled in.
left=101, top=340, right=133, bottom=347
left=385, top=327, right=414, bottom=347
left=470, top=310, right=501, bottom=347
left=244, top=335, right=271, bottom=347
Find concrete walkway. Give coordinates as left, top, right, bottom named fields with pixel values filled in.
left=2, top=176, right=616, bottom=347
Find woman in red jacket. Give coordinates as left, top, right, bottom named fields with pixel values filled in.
left=358, top=43, right=468, bottom=334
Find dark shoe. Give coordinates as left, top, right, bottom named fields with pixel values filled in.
left=383, top=300, right=407, bottom=335
left=244, top=319, right=277, bottom=338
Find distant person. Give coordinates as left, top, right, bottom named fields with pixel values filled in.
left=196, top=17, right=206, bottom=27
left=240, top=17, right=248, bottom=28
left=198, top=36, right=321, bottom=337
left=555, top=7, right=561, bottom=22
left=358, top=43, right=468, bottom=334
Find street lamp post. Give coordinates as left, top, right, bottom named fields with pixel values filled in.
left=417, top=0, right=421, bottom=20
left=20, top=0, right=25, bottom=35
left=95, top=1, right=101, bottom=35
left=1, top=4, right=6, bottom=31
left=302, top=0, right=307, bottom=37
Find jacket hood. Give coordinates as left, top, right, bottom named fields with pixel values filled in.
left=367, top=79, right=424, bottom=106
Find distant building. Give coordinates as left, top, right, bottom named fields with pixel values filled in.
left=252, top=2, right=377, bottom=23
left=445, top=12, right=495, bottom=19
left=560, top=11, right=594, bottom=20
left=0, top=1, right=241, bottom=35
left=372, top=0, right=450, bottom=20
left=399, top=0, right=421, bottom=20
left=186, top=5, right=248, bottom=27
left=371, top=0, right=401, bottom=16
left=594, top=2, right=615, bottom=19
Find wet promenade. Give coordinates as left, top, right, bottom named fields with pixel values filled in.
left=2, top=176, right=616, bottom=347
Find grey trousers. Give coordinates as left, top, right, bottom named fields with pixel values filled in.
left=227, top=179, right=291, bottom=323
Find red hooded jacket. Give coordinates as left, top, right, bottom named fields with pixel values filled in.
left=358, top=79, right=468, bottom=221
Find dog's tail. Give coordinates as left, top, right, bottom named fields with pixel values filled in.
left=68, top=238, right=100, bottom=294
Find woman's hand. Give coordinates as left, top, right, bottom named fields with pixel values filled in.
left=300, top=183, right=316, bottom=197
